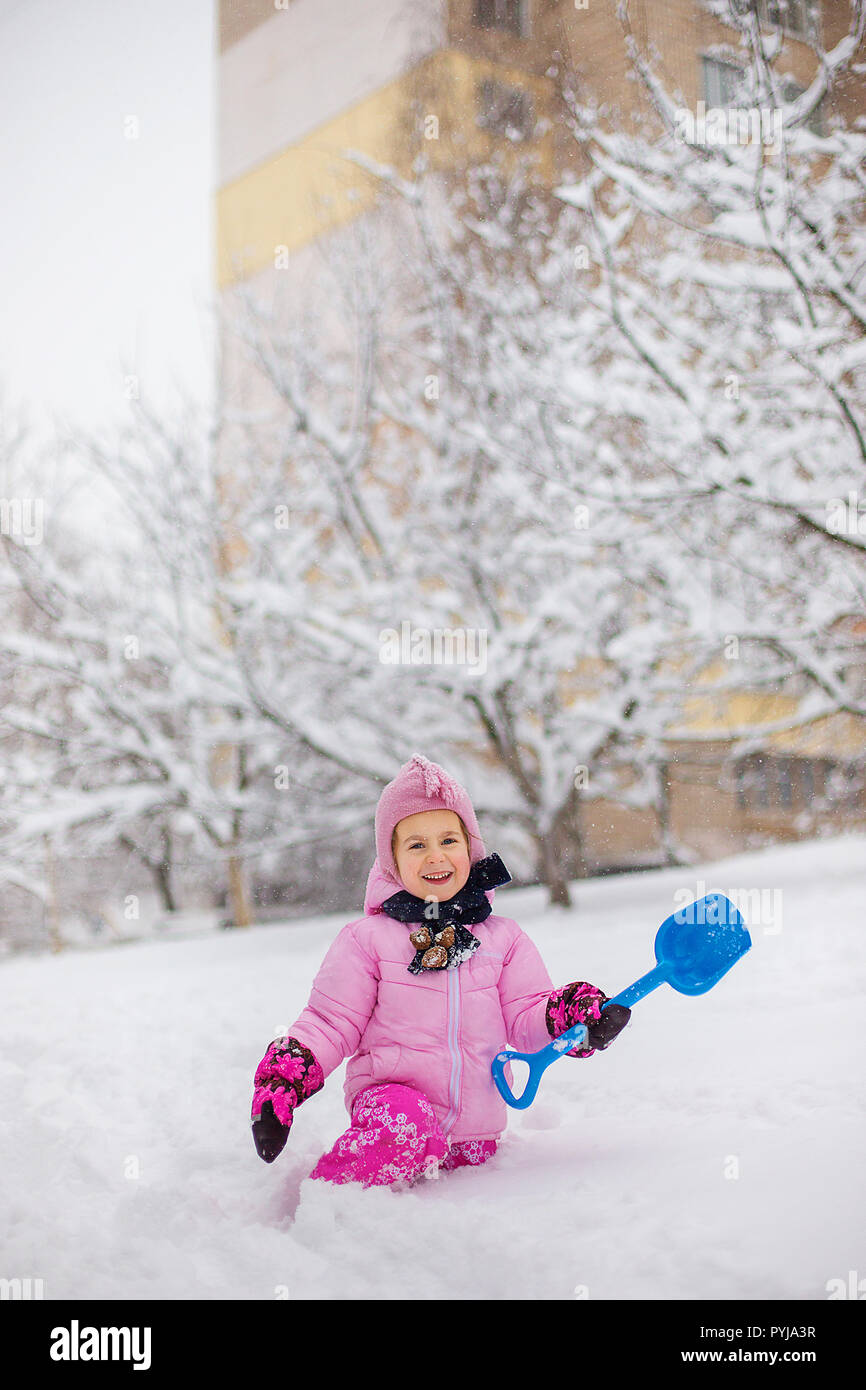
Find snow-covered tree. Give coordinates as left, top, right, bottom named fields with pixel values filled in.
left=215, top=146, right=751, bottom=904
left=543, top=0, right=866, bottom=748
left=0, top=385, right=384, bottom=933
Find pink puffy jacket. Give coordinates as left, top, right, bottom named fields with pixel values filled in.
left=286, top=860, right=567, bottom=1142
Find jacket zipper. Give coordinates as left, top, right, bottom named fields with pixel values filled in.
left=442, top=964, right=462, bottom=1134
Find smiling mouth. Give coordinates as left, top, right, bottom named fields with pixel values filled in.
left=421, top=871, right=453, bottom=882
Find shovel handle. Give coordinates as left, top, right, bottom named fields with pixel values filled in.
left=491, top=1023, right=589, bottom=1109
left=604, top=963, right=668, bottom=1011
left=491, top=968, right=667, bottom=1109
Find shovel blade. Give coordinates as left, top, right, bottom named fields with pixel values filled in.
left=656, top=893, right=751, bottom=995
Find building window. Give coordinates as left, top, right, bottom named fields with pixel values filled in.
left=759, top=1, right=813, bottom=38
left=733, top=755, right=777, bottom=810
left=702, top=56, right=746, bottom=108
left=780, top=78, right=826, bottom=136
left=733, top=755, right=851, bottom=813
left=476, top=77, right=535, bottom=140
left=777, top=760, right=793, bottom=808
left=473, top=0, right=528, bottom=39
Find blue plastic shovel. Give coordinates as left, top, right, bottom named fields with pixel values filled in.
left=491, top=893, right=751, bottom=1109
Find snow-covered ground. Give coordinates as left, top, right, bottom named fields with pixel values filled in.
left=1, top=833, right=864, bottom=1301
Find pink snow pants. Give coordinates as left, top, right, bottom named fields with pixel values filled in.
left=308, top=1083, right=498, bottom=1188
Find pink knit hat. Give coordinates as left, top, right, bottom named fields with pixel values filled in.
left=376, top=753, right=486, bottom=875
left=362, top=754, right=487, bottom=911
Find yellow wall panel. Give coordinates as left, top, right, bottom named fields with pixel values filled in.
left=216, top=49, right=557, bottom=287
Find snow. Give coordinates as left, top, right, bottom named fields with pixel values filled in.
left=1, top=833, right=864, bottom=1301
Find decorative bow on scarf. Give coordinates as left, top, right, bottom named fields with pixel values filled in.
left=379, top=852, right=512, bottom=974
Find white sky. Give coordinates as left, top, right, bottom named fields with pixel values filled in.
left=0, top=0, right=216, bottom=444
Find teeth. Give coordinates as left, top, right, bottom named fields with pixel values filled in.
left=423, top=872, right=451, bottom=880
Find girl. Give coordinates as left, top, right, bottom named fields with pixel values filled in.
left=250, top=753, right=630, bottom=1187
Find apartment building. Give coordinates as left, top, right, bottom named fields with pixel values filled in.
left=216, top=1, right=861, bottom=282
left=215, top=1, right=866, bottom=873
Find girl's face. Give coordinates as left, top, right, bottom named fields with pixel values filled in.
left=392, top=810, right=472, bottom=902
